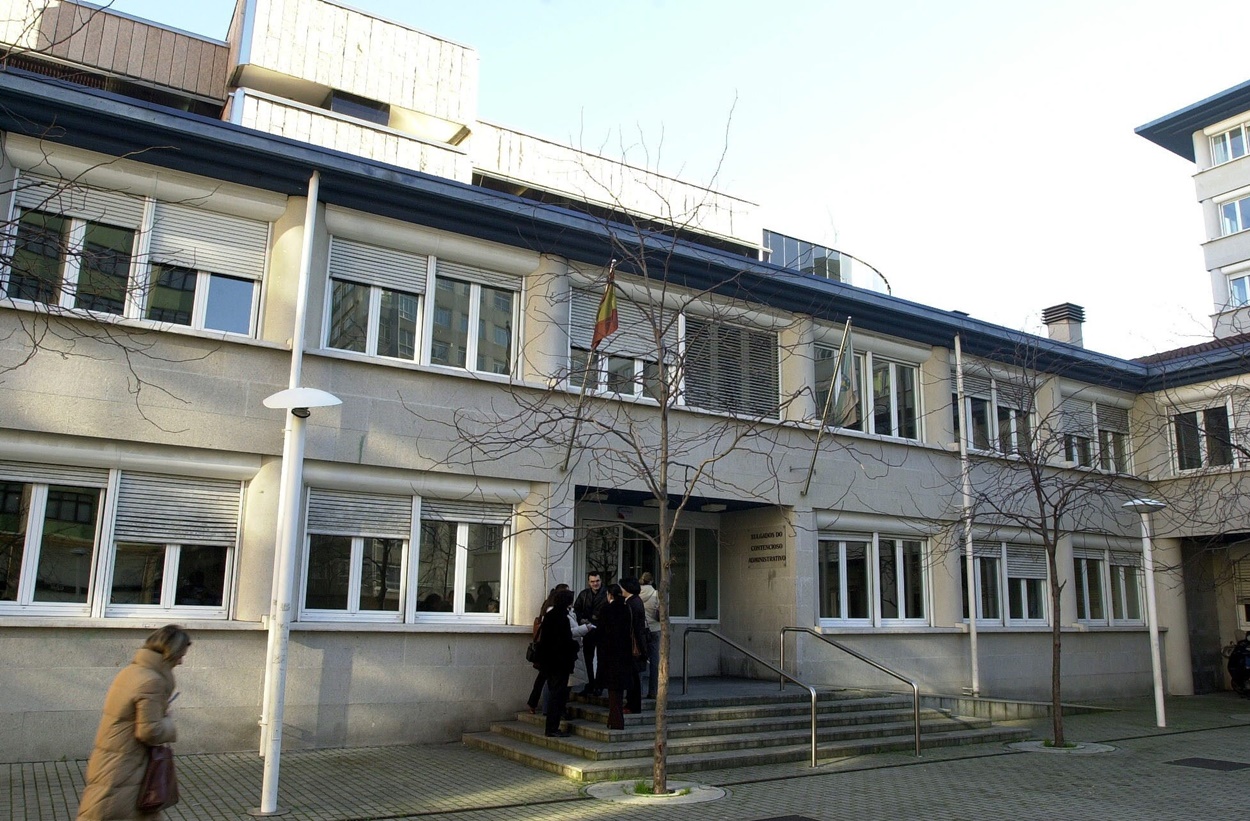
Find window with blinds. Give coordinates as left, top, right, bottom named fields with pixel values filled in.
left=684, top=317, right=779, bottom=418
left=950, top=371, right=1032, bottom=456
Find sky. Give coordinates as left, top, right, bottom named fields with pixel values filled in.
left=108, top=0, right=1250, bottom=359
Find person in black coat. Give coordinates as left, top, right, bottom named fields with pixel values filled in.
left=536, top=588, right=579, bottom=737
left=572, top=571, right=607, bottom=695
left=620, top=577, right=648, bottom=713
left=597, top=584, right=638, bottom=730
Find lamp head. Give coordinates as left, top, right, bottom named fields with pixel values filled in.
left=1123, top=498, right=1166, bottom=514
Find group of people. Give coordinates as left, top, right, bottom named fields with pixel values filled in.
left=527, top=570, right=662, bottom=735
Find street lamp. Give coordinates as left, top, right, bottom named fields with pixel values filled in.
left=256, top=386, right=340, bottom=816
left=1123, top=498, right=1167, bottom=728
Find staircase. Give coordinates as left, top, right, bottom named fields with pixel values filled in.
left=462, top=678, right=1033, bottom=781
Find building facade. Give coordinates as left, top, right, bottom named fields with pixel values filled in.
left=0, top=0, right=1247, bottom=763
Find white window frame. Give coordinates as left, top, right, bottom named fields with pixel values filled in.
left=569, top=347, right=663, bottom=400
left=954, top=376, right=1033, bottom=456
left=1235, top=557, right=1250, bottom=632
left=426, top=275, right=518, bottom=376
left=818, top=533, right=928, bottom=627
left=578, top=521, right=720, bottom=621
left=0, top=479, right=104, bottom=617
left=1171, top=401, right=1237, bottom=472
left=325, top=278, right=423, bottom=361
left=300, top=533, right=408, bottom=623
left=1075, top=548, right=1144, bottom=626
left=103, top=541, right=234, bottom=619
left=1211, top=123, right=1250, bottom=167
left=414, top=511, right=511, bottom=624
left=144, top=263, right=259, bottom=336
left=816, top=346, right=921, bottom=440
left=962, top=542, right=1049, bottom=626
left=1220, top=194, right=1250, bottom=236
left=1229, top=271, right=1250, bottom=309
left=4, top=208, right=137, bottom=314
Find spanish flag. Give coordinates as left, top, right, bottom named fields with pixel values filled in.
left=591, top=264, right=619, bottom=349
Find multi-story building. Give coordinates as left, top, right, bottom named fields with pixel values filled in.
left=0, top=0, right=1247, bottom=762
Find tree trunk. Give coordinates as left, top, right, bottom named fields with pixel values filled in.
left=1048, top=550, right=1064, bottom=745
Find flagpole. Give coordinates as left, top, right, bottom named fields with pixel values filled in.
left=802, top=317, right=852, bottom=496
left=561, top=260, right=617, bottom=473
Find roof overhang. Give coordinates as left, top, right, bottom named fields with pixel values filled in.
left=1136, top=78, right=1250, bottom=162
left=1, top=69, right=1246, bottom=393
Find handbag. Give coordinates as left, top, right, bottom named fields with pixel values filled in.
left=526, top=617, right=543, bottom=668
left=137, top=744, right=179, bottom=812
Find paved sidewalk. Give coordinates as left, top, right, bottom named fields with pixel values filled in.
left=6, top=692, right=1250, bottom=821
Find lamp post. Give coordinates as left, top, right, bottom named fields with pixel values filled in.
left=255, top=386, right=340, bottom=816
left=1123, top=498, right=1167, bottom=728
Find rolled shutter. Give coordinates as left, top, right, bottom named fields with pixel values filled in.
left=0, top=460, right=108, bottom=487
left=113, top=473, right=241, bottom=546
left=1061, top=398, right=1096, bottom=436
left=307, top=489, right=412, bottom=538
left=996, top=381, right=1031, bottom=412
left=1072, top=547, right=1105, bottom=561
left=683, top=318, right=779, bottom=417
left=1235, top=559, right=1250, bottom=606
left=971, top=542, right=1001, bottom=559
left=1097, top=404, right=1129, bottom=433
left=328, top=236, right=428, bottom=294
left=435, top=259, right=520, bottom=292
left=569, top=288, right=678, bottom=359
left=1005, top=545, right=1047, bottom=579
left=951, top=370, right=992, bottom=397
left=149, top=202, right=269, bottom=281
left=420, top=499, right=512, bottom=525
left=1109, top=551, right=1142, bottom=569
left=15, top=173, right=145, bottom=229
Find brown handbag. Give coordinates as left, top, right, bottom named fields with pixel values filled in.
left=137, top=745, right=179, bottom=812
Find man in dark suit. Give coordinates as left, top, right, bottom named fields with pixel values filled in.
left=573, top=571, right=607, bottom=695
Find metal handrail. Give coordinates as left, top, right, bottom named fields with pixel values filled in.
left=780, top=627, right=922, bottom=757
left=682, top=626, right=820, bottom=767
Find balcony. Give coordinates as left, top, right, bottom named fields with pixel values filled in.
left=1202, top=228, right=1250, bottom=271
left=1195, top=153, right=1250, bottom=203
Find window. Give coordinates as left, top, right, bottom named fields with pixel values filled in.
left=1075, top=548, right=1143, bottom=625
left=1212, top=124, right=1249, bottom=166
left=580, top=522, right=719, bottom=620
left=1173, top=405, right=1235, bottom=471
left=303, top=489, right=412, bottom=622
left=816, top=346, right=919, bottom=438
left=1060, top=397, right=1130, bottom=471
left=762, top=229, right=843, bottom=281
left=147, top=265, right=256, bottom=335
left=416, top=500, right=511, bottom=618
left=819, top=534, right=926, bottom=625
left=105, top=473, right=240, bottom=617
left=3, top=176, right=267, bottom=336
left=0, top=479, right=103, bottom=612
left=1221, top=195, right=1250, bottom=236
left=1229, top=273, right=1250, bottom=308
left=684, top=318, right=779, bottom=417
left=325, top=237, right=428, bottom=360
left=327, top=90, right=390, bottom=126
left=5, top=209, right=135, bottom=313
left=961, top=543, right=1047, bottom=625
left=1235, top=558, right=1250, bottom=631
left=568, top=286, right=677, bottom=400
left=429, top=261, right=519, bottom=375
left=952, top=373, right=1032, bottom=455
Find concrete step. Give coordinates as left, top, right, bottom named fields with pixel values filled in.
left=565, top=693, right=921, bottom=727
left=462, top=723, right=1031, bottom=782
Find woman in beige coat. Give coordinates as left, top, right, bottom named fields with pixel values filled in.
left=76, top=625, right=190, bottom=820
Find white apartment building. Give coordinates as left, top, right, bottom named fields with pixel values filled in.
left=0, top=0, right=1246, bottom=763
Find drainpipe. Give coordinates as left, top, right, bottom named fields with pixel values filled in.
left=954, top=334, right=980, bottom=697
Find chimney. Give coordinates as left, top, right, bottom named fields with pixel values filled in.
left=1042, top=303, right=1085, bottom=347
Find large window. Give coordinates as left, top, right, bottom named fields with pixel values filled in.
left=430, top=271, right=517, bottom=375
left=416, top=501, right=511, bottom=618
left=819, top=534, right=926, bottom=625
left=816, top=346, right=919, bottom=438
left=1221, top=195, right=1250, bottom=236
left=1074, top=548, right=1143, bottom=625
left=684, top=318, right=779, bottom=418
left=0, top=464, right=240, bottom=618
left=570, top=348, right=664, bottom=400
left=581, top=522, right=719, bottom=620
left=3, top=177, right=266, bottom=335
left=325, top=237, right=427, bottom=360
left=106, top=473, right=239, bottom=618
left=1212, top=124, right=1250, bottom=166
left=567, top=286, right=677, bottom=401
left=952, top=373, right=1032, bottom=455
left=0, top=480, right=102, bottom=612
left=1173, top=405, right=1235, bottom=471
left=961, top=543, right=1047, bottom=625
left=5, top=209, right=135, bottom=312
